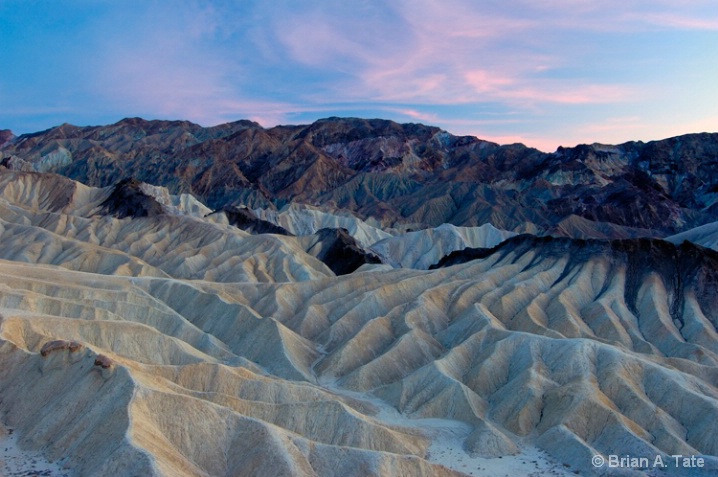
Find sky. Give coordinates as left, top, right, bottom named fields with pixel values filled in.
left=0, top=0, right=716, bottom=152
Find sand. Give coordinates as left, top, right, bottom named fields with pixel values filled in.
left=0, top=426, right=69, bottom=477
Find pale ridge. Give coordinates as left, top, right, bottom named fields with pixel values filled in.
left=0, top=170, right=716, bottom=476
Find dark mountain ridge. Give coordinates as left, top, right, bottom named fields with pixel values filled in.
left=432, top=234, right=718, bottom=331
left=218, top=206, right=294, bottom=236
left=2, top=117, right=717, bottom=238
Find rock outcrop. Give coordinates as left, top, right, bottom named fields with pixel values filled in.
left=40, top=340, right=84, bottom=357
left=218, top=206, right=293, bottom=235
left=298, top=227, right=382, bottom=275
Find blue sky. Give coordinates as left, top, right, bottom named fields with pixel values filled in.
left=1, top=0, right=716, bottom=151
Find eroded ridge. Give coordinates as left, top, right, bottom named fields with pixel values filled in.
left=0, top=170, right=716, bottom=476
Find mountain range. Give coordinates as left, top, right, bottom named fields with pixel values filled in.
left=1, top=117, right=718, bottom=477
left=3, top=117, right=718, bottom=238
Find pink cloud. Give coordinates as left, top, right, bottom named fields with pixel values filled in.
left=463, top=70, right=517, bottom=95
left=387, top=108, right=441, bottom=124
left=271, top=1, right=647, bottom=111
left=580, top=116, right=645, bottom=135
left=77, top=1, right=716, bottom=148
left=632, top=13, right=718, bottom=30
left=459, top=70, right=635, bottom=106
left=506, top=84, right=636, bottom=105
left=505, top=0, right=718, bottom=32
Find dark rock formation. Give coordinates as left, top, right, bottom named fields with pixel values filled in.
left=432, top=234, right=718, bottom=329
left=305, top=228, right=382, bottom=275
left=100, top=178, right=165, bottom=219
left=219, top=206, right=293, bottom=235
left=40, top=340, right=84, bottom=357
left=94, top=354, right=114, bottom=369
left=429, top=246, right=496, bottom=269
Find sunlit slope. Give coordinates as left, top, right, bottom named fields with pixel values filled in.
left=1, top=238, right=717, bottom=475
left=0, top=259, right=468, bottom=477
left=0, top=171, right=333, bottom=282
left=0, top=170, right=717, bottom=476
left=369, top=223, right=515, bottom=269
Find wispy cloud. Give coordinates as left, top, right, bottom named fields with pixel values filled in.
left=1, top=0, right=716, bottom=146
left=632, top=13, right=718, bottom=30
left=383, top=108, right=440, bottom=124
left=261, top=0, right=642, bottom=111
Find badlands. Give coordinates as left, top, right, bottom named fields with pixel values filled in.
left=0, top=170, right=716, bottom=476
left=0, top=118, right=718, bottom=476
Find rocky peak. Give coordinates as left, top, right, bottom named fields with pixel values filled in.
left=2, top=118, right=717, bottom=237
left=0, top=129, right=15, bottom=148
left=100, top=178, right=166, bottom=219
